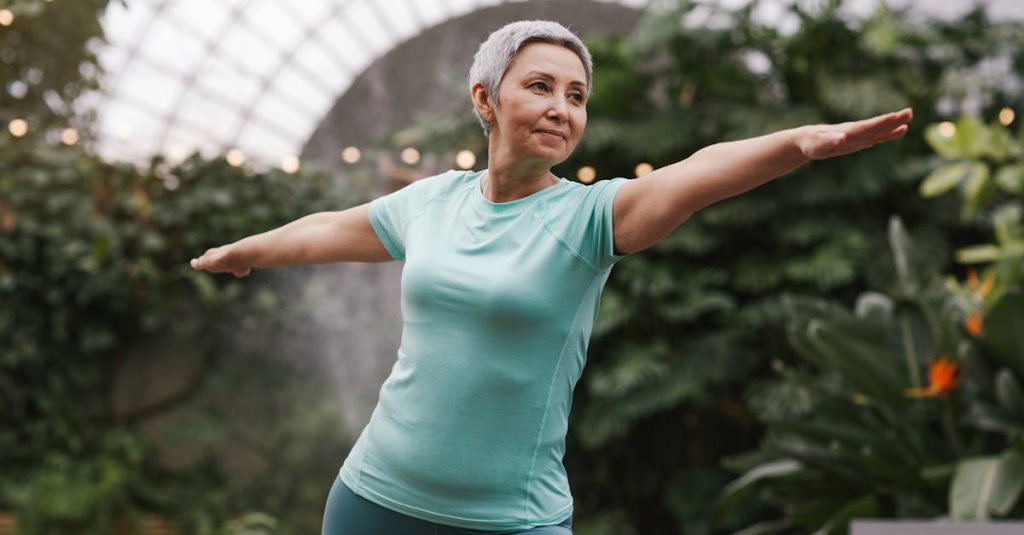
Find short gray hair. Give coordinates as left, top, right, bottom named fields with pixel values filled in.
left=468, top=20, right=593, bottom=136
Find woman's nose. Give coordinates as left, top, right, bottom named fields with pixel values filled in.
left=546, top=97, right=568, bottom=121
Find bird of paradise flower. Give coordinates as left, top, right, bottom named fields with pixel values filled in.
left=904, top=355, right=961, bottom=399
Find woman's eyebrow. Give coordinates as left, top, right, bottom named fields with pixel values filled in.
left=525, top=70, right=587, bottom=89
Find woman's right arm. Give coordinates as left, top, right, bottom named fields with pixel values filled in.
left=190, top=203, right=392, bottom=277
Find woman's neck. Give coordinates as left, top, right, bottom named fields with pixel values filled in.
left=482, top=140, right=558, bottom=203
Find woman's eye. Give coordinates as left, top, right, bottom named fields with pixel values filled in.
left=531, top=82, right=549, bottom=91
left=570, top=93, right=584, bottom=102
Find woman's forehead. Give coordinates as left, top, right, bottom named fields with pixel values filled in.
left=506, top=42, right=587, bottom=83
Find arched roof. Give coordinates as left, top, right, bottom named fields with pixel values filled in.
left=91, top=0, right=1024, bottom=168
left=92, top=0, right=653, bottom=167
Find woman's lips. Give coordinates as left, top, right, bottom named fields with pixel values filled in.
left=536, top=129, right=565, bottom=141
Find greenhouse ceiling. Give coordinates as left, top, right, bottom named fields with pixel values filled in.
left=89, top=0, right=1022, bottom=170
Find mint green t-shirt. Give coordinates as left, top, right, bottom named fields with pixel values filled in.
left=339, top=169, right=628, bottom=531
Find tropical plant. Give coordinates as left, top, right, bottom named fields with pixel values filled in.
left=719, top=216, right=1024, bottom=534
left=718, top=109, right=1024, bottom=533
left=0, top=134, right=371, bottom=532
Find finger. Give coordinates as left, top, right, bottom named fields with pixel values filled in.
left=190, top=258, right=198, bottom=269
left=846, top=108, right=913, bottom=138
left=874, top=124, right=908, bottom=144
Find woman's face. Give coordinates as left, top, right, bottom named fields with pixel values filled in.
left=489, top=42, right=588, bottom=166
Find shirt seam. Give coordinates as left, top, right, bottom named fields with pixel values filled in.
left=521, top=275, right=601, bottom=524
left=538, top=216, right=603, bottom=274
left=537, top=179, right=628, bottom=273
left=372, top=172, right=468, bottom=260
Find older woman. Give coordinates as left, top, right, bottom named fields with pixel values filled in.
left=191, top=20, right=912, bottom=535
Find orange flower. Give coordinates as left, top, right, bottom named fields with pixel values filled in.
left=965, top=311, right=983, bottom=338
left=964, top=269, right=993, bottom=338
left=967, top=268, right=994, bottom=299
left=904, top=356, right=960, bottom=399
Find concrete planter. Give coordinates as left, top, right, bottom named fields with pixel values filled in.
left=852, top=520, right=1024, bottom=534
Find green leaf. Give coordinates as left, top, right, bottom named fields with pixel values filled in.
left=962, top=162, right=991, bottom=204
left=888, top=216, right=918, bottom=295
left=919, top=162, right=972, bottom=198
left=811, top=495, right=879, bottom=535
left=995, top=368, right=1024, bottom=417
left=957, top=115, right=993, bottom=158
left=967, top=403, right=1024, bottom=435
left=731, top=519, right=795, bottom=535
left=955, top=244, right=1003, bottom=264
left=993, top=204, right=1023, bottom=247
left=188, top=270, right=220, bottom=304
left=988, top=122, right=1019, bottom=161
left=994, top=164, right=1024, bottom=194
left=718, top=459, right=804, bottom=514
left=924, top=125, right=964, bottom=159
left=983, top=292, right=1024, bottom=378
left=949, top=452, right=1024, bottom=520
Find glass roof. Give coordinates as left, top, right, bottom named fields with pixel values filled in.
left=91, top=0, right=652, bottom=168
left=91, top=0, right=1023, bottom=169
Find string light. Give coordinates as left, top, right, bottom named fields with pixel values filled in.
left=0, top=10, right=13, bottom=27
left=634, top=162, right=653, bottom=177
left=281, top=155, right=300, bottom=174
left=999, top=107, right=1015, bottom=126
left=400, top=147, right=420, bottom=165
left=341, top=146, right=361, bottom=164
left=577, top=166, right=596, bottom=184
left=226, top=148, right=245, bottom=167
left=8, top=118, right=27, bottom=137
left=937, top=121, right=956, bottom=138
left=456, top=150, right=476, bottom=169
left=60, top=128, right=78, bottom=145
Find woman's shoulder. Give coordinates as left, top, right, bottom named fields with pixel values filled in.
left=406, top=168, right=480, bottom=197
left=543, top=176, right=629, bottom=206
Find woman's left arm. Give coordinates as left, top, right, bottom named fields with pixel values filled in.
left=612, top=108, right=914, bottom=254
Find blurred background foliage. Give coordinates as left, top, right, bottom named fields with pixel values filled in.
left=2, top=0, right=1024, bottom=533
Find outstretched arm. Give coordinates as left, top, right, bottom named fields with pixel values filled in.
left=612, top=108, right=913, bottom=254
left=190, top=203, right=392, bottom=277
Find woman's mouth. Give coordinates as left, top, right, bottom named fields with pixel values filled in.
left=536, top=129, right=565, bottom=141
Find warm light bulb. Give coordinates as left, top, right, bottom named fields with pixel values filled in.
left=999, top=107, right=1015, bottom=126
left=401, top=147, right=420, bottom=165
left=634, top=162, right=653, bottom=177
left=341, top=146, right=361, bottom=164
left=8, top=118, right=27, bottom=137
left=282, top=155, right=300, bottom=174
left=60, top=128, right=78, bottom=145
left=456, top=150, right=476, bottom=170
left=937, top=121, right=956, bottom=138
left=577, top=166, right=596, bottom=184
left=226, top=149, right=245, bottom=167
left=0, top=10, right=14, bottom=26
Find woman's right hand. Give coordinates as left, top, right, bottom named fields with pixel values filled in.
left=190, top=245, right=251, bottom=278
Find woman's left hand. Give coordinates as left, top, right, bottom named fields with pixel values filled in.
left=797, top=108, right=913, bottom=160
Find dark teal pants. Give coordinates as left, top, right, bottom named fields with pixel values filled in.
left=322, top=477, right=573, bottom=535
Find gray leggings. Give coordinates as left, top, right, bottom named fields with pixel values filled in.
left=322, top=477, right=573, bottom=535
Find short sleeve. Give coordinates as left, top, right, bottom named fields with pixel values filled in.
left=549, top=177, right=630, bottom=271
left=367, top=178, right=430, bottom=261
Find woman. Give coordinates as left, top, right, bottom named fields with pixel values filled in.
left=191, top=20, right=912, bottom=535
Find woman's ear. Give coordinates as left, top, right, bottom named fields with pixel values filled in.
left=470, top=82, right=496, bottom=124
